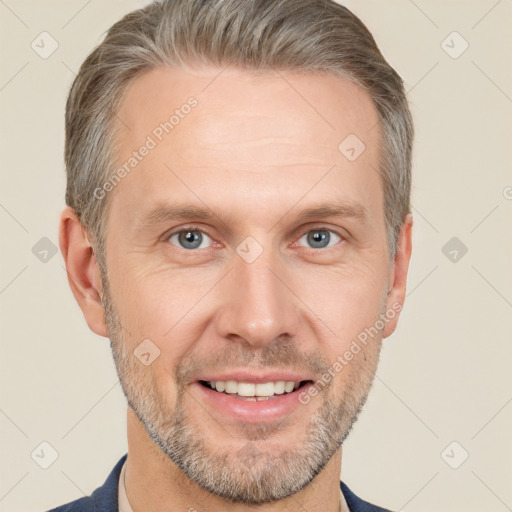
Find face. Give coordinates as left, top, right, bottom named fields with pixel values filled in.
left=97, top=66, right=401, bottom=504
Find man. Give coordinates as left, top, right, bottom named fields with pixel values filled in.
left=53, top=0, right=413, bottom=510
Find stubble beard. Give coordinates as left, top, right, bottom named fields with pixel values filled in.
left=99, top=267, right=380, bottom=505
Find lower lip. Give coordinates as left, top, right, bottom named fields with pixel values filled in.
left=192, top=381, right=314, bottom=423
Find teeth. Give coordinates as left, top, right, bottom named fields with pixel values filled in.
left=208, top=380, right=302, bottom=397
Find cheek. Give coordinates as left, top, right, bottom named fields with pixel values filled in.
left=107, top=252, right=190, bottom=327
left=297, top=263, right=388, bottom=342
left=335, top=338, right=381, bottom=402
left=107, top=265, right=214, bottom=373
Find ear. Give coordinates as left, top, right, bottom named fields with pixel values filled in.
left=383, top=213, right=413, bottom=339
left=59, top=206, right=108, bottom=337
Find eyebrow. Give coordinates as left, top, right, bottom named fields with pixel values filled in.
left=138, top=204, right=216, bottom=226
left=293, top=202, right=368, bottom=222
left=135, top=200, right=368, bottom=231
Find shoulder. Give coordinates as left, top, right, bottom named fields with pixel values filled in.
left=340, top=481, right=394, bottom=512
left=44, top=454, right=127, bottom=512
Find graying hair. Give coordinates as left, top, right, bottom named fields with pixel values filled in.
left=64, top=0, right=414, bottom=267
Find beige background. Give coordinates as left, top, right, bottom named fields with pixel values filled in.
left=1, top=1, right=511, bottom=511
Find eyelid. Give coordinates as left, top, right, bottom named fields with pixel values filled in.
left=164, top=224, right=211, bottom=238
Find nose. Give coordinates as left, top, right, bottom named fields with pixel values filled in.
left=214, top=248, right=300, bottom=348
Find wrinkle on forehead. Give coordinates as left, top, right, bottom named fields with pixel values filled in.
left=114, top=65, right=380, bottom=165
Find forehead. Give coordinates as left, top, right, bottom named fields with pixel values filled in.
left=116, top=65, right=379, bottom=155
left=109, top=65, right=382, bottom=229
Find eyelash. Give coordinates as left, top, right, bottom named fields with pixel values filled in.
left=165, top=225, right=345, bottom=252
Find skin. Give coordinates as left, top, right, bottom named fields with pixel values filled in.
left=59, top=65, right=413, bottom=512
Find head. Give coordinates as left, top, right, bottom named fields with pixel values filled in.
left=60, top=0, right=413, bottom=506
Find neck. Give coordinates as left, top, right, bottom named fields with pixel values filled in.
left=124, top=407, right=348, bottom=512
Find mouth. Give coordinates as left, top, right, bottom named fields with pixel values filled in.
left=198, top=379, right=313, bottom=401
left=193, top=378, right=315, bottom=423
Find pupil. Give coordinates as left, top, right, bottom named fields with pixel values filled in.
left=180, top=230, right=201, bottom=249
left=308, top=230, right=329, bottom=248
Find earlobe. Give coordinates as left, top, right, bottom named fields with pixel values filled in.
left=383, top=213, right=413, bottom=339
left=59, top=206, right=108, bottom=337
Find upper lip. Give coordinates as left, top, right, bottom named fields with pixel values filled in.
left=195, top=371, right=314, bottom=384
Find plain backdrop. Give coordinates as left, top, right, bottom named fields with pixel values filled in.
left=1, top=1, right=511, bottom=511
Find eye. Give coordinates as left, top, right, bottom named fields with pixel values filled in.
left=167, top=228, right=213, bottom=250
left=297, top=228, right=342, bottom=250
